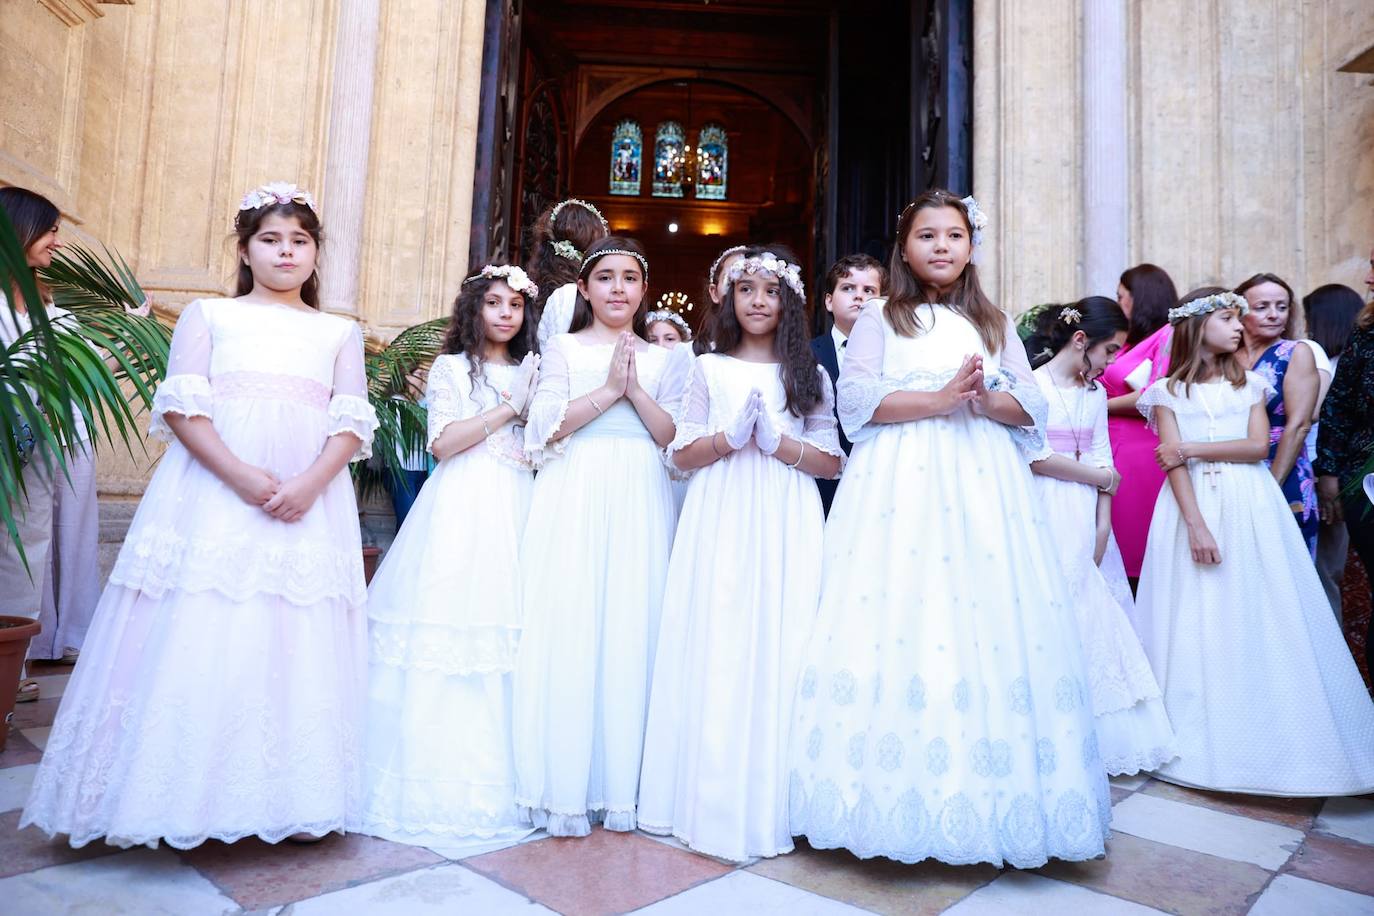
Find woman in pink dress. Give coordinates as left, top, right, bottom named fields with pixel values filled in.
left=1102, top=264, right=1179, bottom=583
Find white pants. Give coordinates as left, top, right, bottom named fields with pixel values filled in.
left=0, top=459, right=55, bottom=621
left=33, top=444, right=100, bottom=658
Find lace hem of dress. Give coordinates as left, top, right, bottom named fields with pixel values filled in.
left=986, top=368, right=1052, bottom=462
left=1102, top=744, right=1178, bottom=778
left=108, top=529, right=366, bottom=607
left=327, top=394, right=379, bottom=461
left=356, top=811, right=529, bottom=843
left=368, top=619, right=520, bottom=675
left=516, top=801, right=638, bottom=836
left=17, top=815, right=353, bottom=851
left=149, top=375, right=214, bottom=442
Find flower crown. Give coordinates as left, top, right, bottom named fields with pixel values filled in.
left=550, top=198, right=609, bottom=231
left=644, top=309, right=692, bottom=339
left=462, top=264, right=538, bottom=299
left=707, top=244, right=748, bottom=286
left=898, top=193, right=988, bottom=248
left=1167, top=291, right=1248, bottom=324
left=552, top=240, right=582, bottom=263
left=725, top=253, right=805, bottom=297
left=581, top=248, right=649, bottom=279
left=239, top=181, right=316, bottom=214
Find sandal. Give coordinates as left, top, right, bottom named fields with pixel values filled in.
left=58, top=647, right=79, bottom=665
left=16, top=679, right=39, bottom=704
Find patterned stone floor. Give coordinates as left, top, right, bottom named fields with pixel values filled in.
left=3, top=665, right=1372, bottom=915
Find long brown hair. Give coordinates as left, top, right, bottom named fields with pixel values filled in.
left=233, top=200, right=322, bottom=308
left=568, top=236, right=650, bottom=337
left=1120, top=263, right=1178, bottom=345
left=886, top=188, right=1003, bottom=354
left=441, top=267, right=534, bottom=404
left=1164, top=286, right=1248, bottom=395
left=525, top=201, right=609, bottom=323
left=1234, top=271, right=1303, bottom=339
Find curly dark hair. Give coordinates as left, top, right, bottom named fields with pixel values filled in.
left=524, top=200, right=609, bottom=324
left=441, top=268, right=534, bottom=406
left=705, top=244, right=823, bottom=416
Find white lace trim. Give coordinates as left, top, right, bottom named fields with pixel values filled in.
left=368, top=619, right=520, bottom=675
left=149, top=375, right=213, bottom=443
left=327, top=394, right=379, bottom=461
left=485, top=426, right=535, bottom=471
left=836, top=368, right=953, bottom=441
left=517, top=802, right=638, bottom=836
left=1102, top=744, right=1179, bottom=778
left=108, top=526, right=366, bottom=607
left=523, top=392, right=569, bottom=467
left=985, top=368, right=1052, bottom=462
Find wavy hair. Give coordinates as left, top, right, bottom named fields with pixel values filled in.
left=524, top=201, right=609, bottom=324
left=441, top=267, right=533, bottom=405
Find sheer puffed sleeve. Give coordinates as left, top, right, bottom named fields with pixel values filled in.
left=986, top=313, right=1051, bottom=461
left=424, top=354, right=473, bottom=450
left=834, top=300, right=893, bottom=443
left=1243, top=370, right=1276, bottom=406
left=1086, top=386, right=1113, bottom=468
left=524, top=334, right=572, bottom=465
left=149, top=299, right=215, bottom=442
left=536, top=283, right=578, bottom=353
left=655, top=343, right=693, bottom=420
left=801, top=367, right=845, bottom=477
left=667, top=355, right=712, bottom=461
left=326, top=321, right=379, bottom=461
left=1135, top=379, right=1176, bottom=434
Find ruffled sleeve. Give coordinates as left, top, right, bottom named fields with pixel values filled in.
left=667, top=355, right=712, bottom=463
left=834, top=300, right=894, bottom=443
left=149, top=299, right=215, bottom=442
left=1243, top=370, right=1277, bottom=405
left=424, top=354, right=473, bottom=450
left=655, top=343, right=694, bottom=420
left=524, top=334, right=572, bottom=465
left=1136, top=379, right=1176, bottom=434
left=536, top=283, right=578, bottom=353
left=326, top=321, right=379, bottom=461
left=800, top=367, right=845, bottom=478
left=985, top=313, right=1051, bottom=461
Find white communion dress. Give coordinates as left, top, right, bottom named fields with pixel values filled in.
left=1032, top=367, right=1177, bottom=776
left=22, top=298, right=377, bottom=849
left=788, top=301, right=1112, bottom=868
left=358, top=353, right=535, bottom=847
left=536, top=282, right=578, bottom=353
left=1135, top=373, right=1374, bottom=796
left=638, top=355, right=844, bottom=862
left=511, top=333, right=692, bottom=836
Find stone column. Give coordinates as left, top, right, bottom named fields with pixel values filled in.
left=319, top=0, right=381, bottom=317
left=1081, top=0, right=1129, bottom=297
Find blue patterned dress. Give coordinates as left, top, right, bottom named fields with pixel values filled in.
left=1253, top=339, right=1318, bottom=555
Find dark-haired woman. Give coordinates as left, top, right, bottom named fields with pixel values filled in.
left=1235, top=273, right=1320, bottom=555
left=1102, top=263, right=1180, bottom=584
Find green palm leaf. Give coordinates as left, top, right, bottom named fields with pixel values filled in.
left=356, top=317, right=447, bottom=499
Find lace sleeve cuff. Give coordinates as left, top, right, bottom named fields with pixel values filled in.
left=836, top=375, right=902, bottom=443
left=523, top=392, right=569, bottom=467
left=799, top=427, right=847, bottom=479
left=327, top=394, right=379, bottom=461
left=986, top=368, right=1052, bottom=462
left=149, top=374, right=213, bottom=442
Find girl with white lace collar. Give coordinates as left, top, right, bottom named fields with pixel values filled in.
left=1134, top=288, right=1374, bottom=796
left=358, top=265, right=541, bottom=847
left=511, top=237, right=693, bottom=837
left=787, top=189, right=1112, bottom=868
left=22, top=182, right=381, bottom=849
left=1028, top=296, right=1178, bottom=777
left=638, top=245, right=842, bottom=862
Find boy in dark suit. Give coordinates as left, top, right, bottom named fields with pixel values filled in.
left=811, top=254, right=885, bottom=515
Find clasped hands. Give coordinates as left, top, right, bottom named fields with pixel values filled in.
left=721, top=389, right=783, bottom=455
left=501, top=353, right=541, bottom=415
left=939, top=355, right=987, bottom=415
left=228, top=462, right=320, bottom=524
left=1154, top=440, right=1190, bottom=472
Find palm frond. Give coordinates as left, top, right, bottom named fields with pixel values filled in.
left=355, top=318, right=447, bottom=499
left=43, top=243, right=147, bottom=311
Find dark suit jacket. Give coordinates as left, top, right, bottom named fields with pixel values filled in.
left=810, top=332, right=853, bottom=516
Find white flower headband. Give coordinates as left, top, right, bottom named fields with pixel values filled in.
left=725, top=252, right=805, bottom=298
left=462, top=264, right=538, bottom=299
left=581, top=248, right=649, bottom=279
left=550, top=198, right=609, bottom=231
left=707, top=245, right=748, bottom=286
left=1168, top=291, right=1249, bottom=324
left=239, top=181, right=316, bottom=214
left=645, top=309, right=691, bottom=339
left=552, top=240, right=582, bottom=263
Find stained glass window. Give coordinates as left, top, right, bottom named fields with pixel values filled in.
left=609, top=119, right=642, bottom=196
left=652, top=121, right=686, bottom=198
left=696, top=124, right=728, bottom=200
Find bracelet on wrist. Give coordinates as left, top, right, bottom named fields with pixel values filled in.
left=711, top=432, right=727, bottom=457
left=480, top=412, right=493, bottom=438
left=587, top=393, right=605, bottom=415
left=789, top=441, right=806, bottom=469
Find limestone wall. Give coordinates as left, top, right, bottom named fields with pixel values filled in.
left=974, top=0, right=1374, bottom=312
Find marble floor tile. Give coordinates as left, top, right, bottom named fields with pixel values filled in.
left=1248, top=874, right=1374, bottom=916
left=1109, top=773, right=1150, bottom=791
left=1285, top=831, right=1374, bottom=897
left=1140, top=779, right=1322, bottom=830
left=636, top=828, right=759, bottom=866
left=0, top=763, right=37, bottom=813
left=747, top=839, right=997, bottom=915
left=19, top=726, right=50, bottom=751
left=178, top=832, right=444, bottom=910
left=8, top=697, right=60, bottom=731
left=1315, top=796, right=1374, bottom=846
left=425, top=828, right=547, bottom=861
left=1037, top=830, right=1271, bottom=915
left=0, top=728, right=42, bottom=767
left=0, top=846, right=239, bottom=915
left=634, top=870, right=870, bottom=915
left=287, top=862, right=554, bottom=914
left=1110, top=792, right=1303, bottom=869
left=29, top=673, right=70, bottom=700
left=945, top=872, right=1167, bottom=915
left=0, top=809, right=121, bottom=880
left=464, top=827, right=733, bottom=916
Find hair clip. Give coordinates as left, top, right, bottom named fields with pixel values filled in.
left=552, top=240, right=582, bottom=263
left=239, top=181, right=316, bottom=214
left=1059, top=307, right=1082, bottom=324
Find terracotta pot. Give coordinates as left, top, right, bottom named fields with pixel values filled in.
left=362, top=546, right=381, bottom=585
left=0, top=616, right=40, bottom=753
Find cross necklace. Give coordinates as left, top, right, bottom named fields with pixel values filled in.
left=1194, top=383, right=1222, bottom=489
left=1050, top=374, right=1087, bottom=461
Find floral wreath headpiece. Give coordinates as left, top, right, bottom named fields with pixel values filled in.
left=725, top=252, right=805, bottom=298
left=1167, top=291, right=1248, bottom=325
left=707, top=244, right=748, bottom=286
left=898, top=193, right=989, bottom=250
left=580, top=248, right=649, bottom=279
left=644, top=309, right=692, bottom=339
left=550, top=198, right=609, bottom=231
left=239, top=181, right=316, bottom=214
left=462, top=264, right=538, bottom=299
left=552, top=240, right=582, bottom=263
